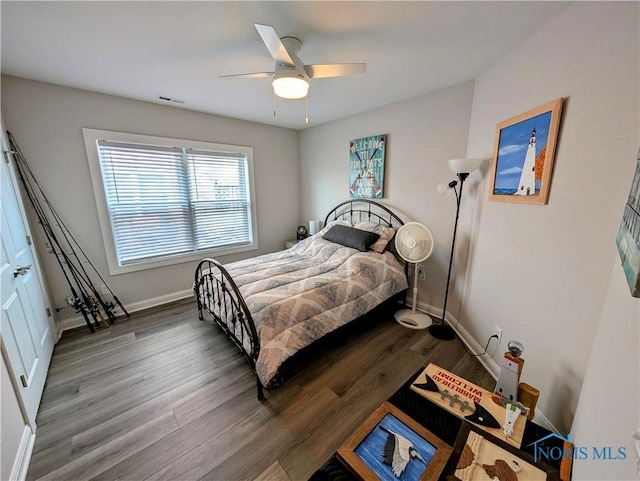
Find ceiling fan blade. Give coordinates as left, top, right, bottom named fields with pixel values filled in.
left=255, top=24, right=294, bottom=66
left=219, top=72, right=274, bottom=79
left=305, top=63, right=367, bottom=79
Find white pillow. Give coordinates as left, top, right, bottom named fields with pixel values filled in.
left=353, top=222, right=396, bottom=253
left=316, top=220, right=353, bottom=237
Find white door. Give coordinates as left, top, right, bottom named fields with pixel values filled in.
left=0, top=126, right=55, bottom=424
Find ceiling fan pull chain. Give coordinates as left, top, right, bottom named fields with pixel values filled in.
left=305, top=95, right=309, bottom=125
left=273, top=90, right=277, bottom=118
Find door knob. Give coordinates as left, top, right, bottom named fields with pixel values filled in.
left=13, top=265, right=32, bottom=278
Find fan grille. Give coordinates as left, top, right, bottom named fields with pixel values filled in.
left=395, top=222, right=434, bottom=263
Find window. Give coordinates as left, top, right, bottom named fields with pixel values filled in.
left=83, top=129, right=257, bottom=274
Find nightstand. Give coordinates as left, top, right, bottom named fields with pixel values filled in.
left=284, top=239, right=298, bottom=249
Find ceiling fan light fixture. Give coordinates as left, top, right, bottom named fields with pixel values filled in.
left=272, top=74, right=309, bottom=99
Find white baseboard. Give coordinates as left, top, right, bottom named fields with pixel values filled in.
left=57, top=288, right=195, bottom=332
left=413, top=299, right=559, bottom=434
left=414, top=300, right=500, bottom=379
left=10, top=425, right=35, bottom=481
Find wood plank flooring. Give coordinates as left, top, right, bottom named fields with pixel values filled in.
left=27, top=298, right=495, bottom=481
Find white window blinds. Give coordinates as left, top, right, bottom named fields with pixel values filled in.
left=97, top=140, right=253, bottom=266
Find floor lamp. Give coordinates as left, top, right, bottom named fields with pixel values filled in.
left=429, top=158, right=482, bottom=341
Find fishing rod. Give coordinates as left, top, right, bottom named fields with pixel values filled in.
left=9, top=142, right=98, bottom=332
left=8, top=132, right=128, bottom=320
left=32, top=185, right=117, bottom=324
left=7, top=131, right=128, bottom=331
left=31, top=200, right=111, bottom=328
left=43, top=199, right=127, bottom=319
left=11, top=144, right=103, bottom=331
left=8, top=134, right=104, bottom=329
left=37, top=214, right=104, bottom=330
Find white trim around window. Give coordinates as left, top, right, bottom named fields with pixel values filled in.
left=82, top=128, right=258, bottom=275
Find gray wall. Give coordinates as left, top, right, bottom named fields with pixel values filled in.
left=1, top=76, right=300, bottom=323
left=299, top=80, right=476, bottom=312
left=463, top=1, right=639, bottom=437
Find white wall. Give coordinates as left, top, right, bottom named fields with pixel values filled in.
left=296, top=0, right=638, bottom=452
left=299, top=80, right=475, bottom=312
left=463, top=1, right=639, bottom=435
left=1, top=76, right=300, bottom=324
left=571, top=256, right=639, bottom=479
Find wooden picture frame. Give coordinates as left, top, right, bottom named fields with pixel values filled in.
left=446, top=422, right=561, bottom=481
left=349, top=134, right=386, bottom=199
left=337, top=402, right=452, bottom=481
left=488, top=98, right=563, bottom=204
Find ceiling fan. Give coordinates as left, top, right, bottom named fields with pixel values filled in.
left=221, top=24, right=366, bottom=101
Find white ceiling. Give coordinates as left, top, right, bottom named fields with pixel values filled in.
left=1, top=1, right=569, bottom=130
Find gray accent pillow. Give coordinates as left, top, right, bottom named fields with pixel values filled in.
left=322, top=225, right=380, bottom=252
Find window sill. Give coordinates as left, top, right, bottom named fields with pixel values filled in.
left=107, top=242, right=259, bottom=275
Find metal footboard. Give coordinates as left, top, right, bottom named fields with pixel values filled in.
left=194, top=258, right=263, bottom=400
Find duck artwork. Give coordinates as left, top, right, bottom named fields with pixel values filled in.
left=454, top=430, right=546, bottom=481
left=479, top=459, right=522, bottom=481
left=378, top=426, right=426, bottom=477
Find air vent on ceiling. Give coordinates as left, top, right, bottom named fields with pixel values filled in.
left=157, top=96, right=186, bottom=104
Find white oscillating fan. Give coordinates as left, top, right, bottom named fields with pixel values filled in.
left=394, top=222, right=435, bottom=329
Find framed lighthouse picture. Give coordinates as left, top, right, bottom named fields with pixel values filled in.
left=489, top=98, right=563, bottom=204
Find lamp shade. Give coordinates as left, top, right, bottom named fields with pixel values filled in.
left=448, top=158, right=482, bottom=175
left=309, top=220, right=322, bottom=235
left=272, top=74, right=309, bottom=99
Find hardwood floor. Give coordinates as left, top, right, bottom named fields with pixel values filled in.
left=27, top=298, right=495, bottom=481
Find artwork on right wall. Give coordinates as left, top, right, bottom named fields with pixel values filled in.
left=616, top=147, right=640, bottom=298
left=488, top=98, right=563, bottom=205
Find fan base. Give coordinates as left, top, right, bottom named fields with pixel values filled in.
left=429, top=323, right=456, bottom=340
left=394, top=310, right=432, bottom=330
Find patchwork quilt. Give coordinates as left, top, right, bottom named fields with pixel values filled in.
left=211, top=234, right=408, bottom=387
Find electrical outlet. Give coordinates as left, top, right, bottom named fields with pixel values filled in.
left=416, top=265, right=426, bottom=280
left=100, top=284, right=110, bottom=296
left=494, top=325, right=503, bottom=343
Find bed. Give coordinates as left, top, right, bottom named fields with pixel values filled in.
left=193, top=200, right=409, bottom=399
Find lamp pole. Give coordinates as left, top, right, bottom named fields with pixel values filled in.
left=429, top=172, right=469, bottom=341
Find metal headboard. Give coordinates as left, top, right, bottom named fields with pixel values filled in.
left=323, top=199, right=405, bottom=228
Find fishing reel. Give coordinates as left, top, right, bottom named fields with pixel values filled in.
left=56, top=296, right=83, bottom=312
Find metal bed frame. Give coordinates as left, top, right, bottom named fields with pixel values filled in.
left=193, top=199, right=407, bottom=400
